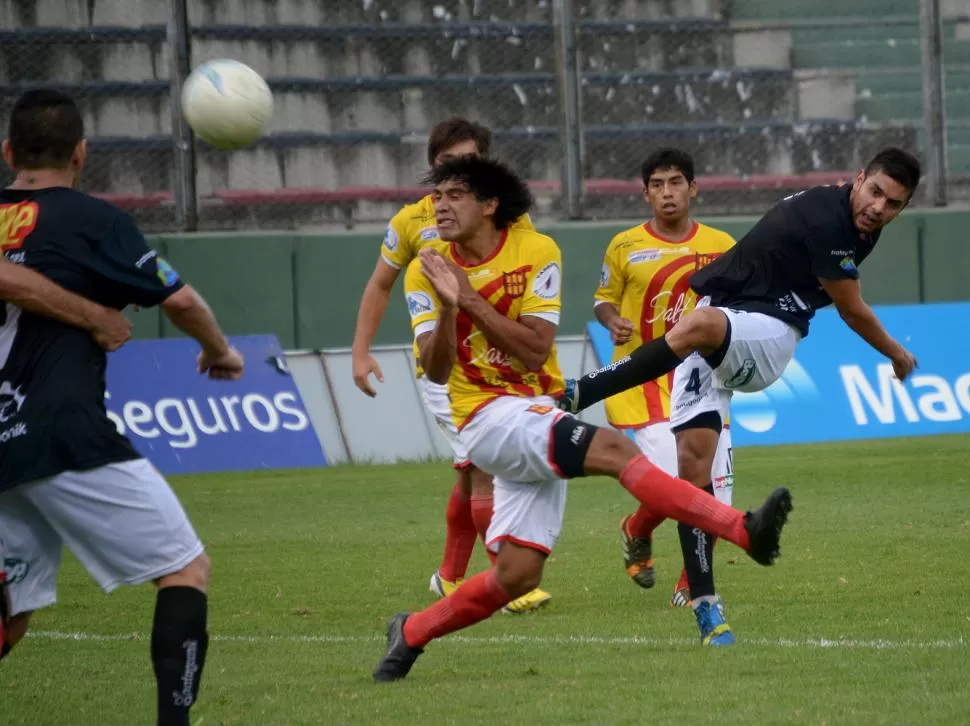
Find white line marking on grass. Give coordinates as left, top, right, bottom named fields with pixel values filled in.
left=28, top=630, right=968, bottom=651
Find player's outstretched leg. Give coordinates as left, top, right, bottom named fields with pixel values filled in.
left=152, top=554, right=211, bottom=726
left=568, top=423, right=792, bottom=566
left=375, top=541, right=545, bottom=682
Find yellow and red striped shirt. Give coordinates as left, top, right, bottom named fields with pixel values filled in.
left=594, top=221, right=735, bottom=428
left=404, top=227, right=565, bottom=430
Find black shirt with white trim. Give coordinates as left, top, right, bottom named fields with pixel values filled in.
left=0, top=187, right=183, bottom=491
left=689, top=184, right=877, bottom=337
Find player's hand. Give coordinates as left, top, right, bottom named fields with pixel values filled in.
left=891, top=348, right=918, bottom=381
left=197, top=345, right=245, bottom=381
left=608, top=317, right=634, bottom=345
left=90, top=307, right=132, bottom=352
left=352, top=352, right=384, bottom=397
left=419, top=248, right=460, bottom=308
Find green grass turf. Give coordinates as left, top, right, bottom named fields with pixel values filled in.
left=5, top=434, right=970, bottom=725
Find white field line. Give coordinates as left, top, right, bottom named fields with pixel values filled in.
left=28, top=630, right=968, bottom=651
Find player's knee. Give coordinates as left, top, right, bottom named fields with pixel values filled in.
left=677, top=308, right=728, bottom=350
left=157, top=552, right=211, bottom=592
left=674, top=415, right=721, bottom=486
left=494, top=545, right=545, bottom=598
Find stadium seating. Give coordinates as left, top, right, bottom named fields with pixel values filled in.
left=0, top=0, right=930, bottom=228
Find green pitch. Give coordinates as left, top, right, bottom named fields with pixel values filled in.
left=5, top=435, right=970, bottom=725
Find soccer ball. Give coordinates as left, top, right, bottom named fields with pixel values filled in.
left=181, top=59, right=273, bottom=150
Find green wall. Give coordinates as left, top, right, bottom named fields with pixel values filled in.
left=142, top=209, right=970, bottom=349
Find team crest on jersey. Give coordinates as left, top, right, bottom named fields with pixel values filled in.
left=526, top=404, right=553, bottom=415
left=419, top=226, right=439, bottom=241
left=503, top=268, right=529, bottom=298
left=0, top=201, right=39, bottom=252
left=695, top=252, right=721, bottom=270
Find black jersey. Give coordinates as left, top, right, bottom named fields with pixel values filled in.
left=689, top=184, right=877, bottom=337
left=0, top=187, right=184, bottom=491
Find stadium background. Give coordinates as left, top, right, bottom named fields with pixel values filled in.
left=2, top=0, right=970, bottom=468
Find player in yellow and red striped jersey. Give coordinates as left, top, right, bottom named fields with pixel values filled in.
left=372, top=155, right=793, bottom=682
left=350, top=117, right=548, bottom=614
left=594, top=148, right=738, bottom=644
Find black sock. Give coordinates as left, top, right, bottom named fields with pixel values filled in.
left=677, top=484, right=717, bottom=601
left=151, top=587, right=209, bottom=726
left=577, top=337, right=683, bottom=411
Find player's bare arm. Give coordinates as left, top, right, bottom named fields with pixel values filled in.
left=161, top=285, right=244, bottom=380
left=460, top=290, right=555, bottom=372
left=0, top=256, right=132, bottom=351
left=351, top=257, right=400, bottom=396
left=594, top=301, right=633, bottom=345
left=819, top=276, right=917, bottom=379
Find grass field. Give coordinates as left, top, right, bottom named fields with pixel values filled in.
left=5, top=434, right=970, bottom=725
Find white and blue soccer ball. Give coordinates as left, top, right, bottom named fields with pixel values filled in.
left=181, top=59, right=273, bottom=150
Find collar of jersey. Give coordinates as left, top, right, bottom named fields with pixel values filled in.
left=642, top=220, right=699, bottom=244
left=450, top=228, right=510, bottom=268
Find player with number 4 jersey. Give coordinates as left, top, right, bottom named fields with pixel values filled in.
left=593, top=149, right=738, bottom=643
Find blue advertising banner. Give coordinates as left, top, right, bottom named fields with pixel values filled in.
left=587, top=302, right=970, bottom=447
left=105, top=335, right=327, bottom=473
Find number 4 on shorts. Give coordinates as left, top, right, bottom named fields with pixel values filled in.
left=685, top=367, right=702, bottom=395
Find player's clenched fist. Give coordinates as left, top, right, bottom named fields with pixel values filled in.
left=608, top=316, right=634, bottom=345
left=891, top=348, right=918, bottom=381
left=197, top=345, right=245, bottom=381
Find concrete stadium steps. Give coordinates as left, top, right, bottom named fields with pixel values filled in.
left=0, top=69, right=796, bottom=141
left=793, top=37, right=970, bottom=69
left=856, top=89, right=970, bottom=123
left=69, top=121, right=915, bottom=200
left=0, top=0, right=726, bottom=28
left=727, top=0, right=925, bottom=20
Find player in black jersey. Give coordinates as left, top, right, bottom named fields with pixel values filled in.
left=0, top=89, right=243, bottom=726
left=557, top=147, right=921, bottom=634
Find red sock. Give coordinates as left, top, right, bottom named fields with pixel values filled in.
left=619, top=455, right=750, bottom=551
left=403, top=569, right=513, bottom=648
left=470, top=494, right=497, bottom=566
left=438, top=481, right=477, bottom=582
left=627, top=504, right=666, bottom=539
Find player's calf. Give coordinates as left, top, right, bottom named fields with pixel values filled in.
left=556, top=419, right=791, bottom=565
left=151, top=553, right=212, bottom=726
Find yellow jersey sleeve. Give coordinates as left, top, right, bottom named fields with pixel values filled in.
left=403, top=258, right=442, bottom=338
left=520, top=238, right=562, bottom=325
left=593, top=234, right=626, bottom=307
left=381, top=206, right=419, bottom=270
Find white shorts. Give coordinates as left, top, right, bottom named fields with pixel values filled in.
left=0, top=458, right=204, bottom=616
left=417, top=375, right=471, bottom=469
left=632, top=421, right=734, bottom=506
left=670, top=304, right=801, bottom=431
left=459, top=396, right=569, bottom=555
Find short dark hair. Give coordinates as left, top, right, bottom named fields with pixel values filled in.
left=6, top=89, right=84, bottom=170
left=864, top=147, right=921, bottom=195
left=427, top=116, right=492, bottom=167
left=641, top=147, right=695, bottom=185
left=425, top=156, right=533, bottom=230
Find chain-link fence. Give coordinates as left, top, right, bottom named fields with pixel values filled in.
left=0, top=0, right=961, bottom=231
left=0, top=0, right=177, bottom=229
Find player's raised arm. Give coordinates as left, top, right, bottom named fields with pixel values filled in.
left=405, top=252, right=456, bottom=384
left=819, top=277, right=916, bottom=379
left=0, top=256, right=131, bottom=350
